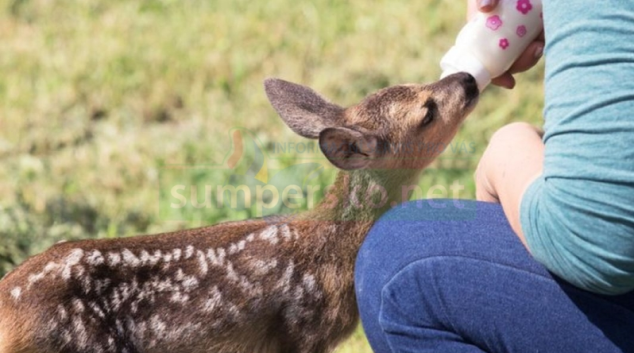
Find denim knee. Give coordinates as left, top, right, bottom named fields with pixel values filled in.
left=354, top=200, right=547, bottom=352
left=355, top=200, right=491, bottom=352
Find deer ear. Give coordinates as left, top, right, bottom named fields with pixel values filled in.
left=264, top=78, right=344, bottom=139
left=319, top=127, right=381, bottom=170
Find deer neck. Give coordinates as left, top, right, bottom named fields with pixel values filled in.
left=302, top=167, right=421, bottom=242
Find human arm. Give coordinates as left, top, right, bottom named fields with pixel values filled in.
left=474, top=123, right=544, bottom=247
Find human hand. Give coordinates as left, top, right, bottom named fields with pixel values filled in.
left=467, top=0, right=545, bottom=89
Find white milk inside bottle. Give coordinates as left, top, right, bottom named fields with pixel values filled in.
left=440, top=0, right=543, bottom=91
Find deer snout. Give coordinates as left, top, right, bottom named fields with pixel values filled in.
left=439, top=72, right=479, bottom=110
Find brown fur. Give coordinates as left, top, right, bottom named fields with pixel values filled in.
left=0, top=73, right=478, bottom=353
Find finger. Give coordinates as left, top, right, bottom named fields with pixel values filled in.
left=477, top=0, right=500, bottom=12
left=468, top=0, right=499, bottom=20
left=507, top=41, right=545, bottom=75
left=491, top=73, right=516, bottom=89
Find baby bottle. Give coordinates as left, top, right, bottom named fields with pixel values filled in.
left=440, top=0, right=543, bottom=91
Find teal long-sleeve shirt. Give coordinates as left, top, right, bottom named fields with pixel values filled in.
left=520, top=0, right=634, bottom=295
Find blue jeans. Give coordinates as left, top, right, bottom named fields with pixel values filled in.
left=355, top=201, right=634, bottom=353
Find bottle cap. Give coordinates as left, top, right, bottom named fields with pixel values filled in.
left=440, top=46, right=491, bottom=92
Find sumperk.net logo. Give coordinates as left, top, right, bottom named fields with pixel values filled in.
left=159, top=128, right=475, bottom=221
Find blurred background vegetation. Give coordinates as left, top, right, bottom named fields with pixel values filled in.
left=0, top=0, right=544, bottom=351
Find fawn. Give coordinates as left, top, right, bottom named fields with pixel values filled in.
left=0, top=72, right=479, bottom=353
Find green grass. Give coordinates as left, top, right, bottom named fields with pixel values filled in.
left=0, top=0, right=544, bottom=351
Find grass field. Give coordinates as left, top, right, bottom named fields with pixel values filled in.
left=0, top=0, right=544, bottom=351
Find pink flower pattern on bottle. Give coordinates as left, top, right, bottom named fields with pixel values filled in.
left=486, top=15, right=503, bottom=31
left=516, top=25, right=527, bottom=37
left=517, top=0, right=533, bottom=15
left=499, top=38, right=510, bottom=50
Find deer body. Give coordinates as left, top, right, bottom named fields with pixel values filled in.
left=0, top=73, right=479, bottom=353
left=0, top=215, right=366, bottom=353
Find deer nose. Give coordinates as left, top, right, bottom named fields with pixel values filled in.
left=461, top=72, right=476, bottom=86
left=460, top=73, right=479, bottom=105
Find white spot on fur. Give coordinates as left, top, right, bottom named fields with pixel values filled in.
left=203, top=286, right=223, bottom=313
left=74, top=265, right=86, bottom=280
left=27, top=260, right=62, bottom=290
left=217, top=248, right=226, bottom=261
left=152, top=276, right=170, bottom=291
left=207, top=248, right=225, bottom=266
left=122, top=249, right=141, bottom=267
left=173, top=248, right=182, bottom=261
left=246, top=233, right=255, bottom=242
left=28, top=272, right=46, bottom=288
left=252, top=259, right=278, bottom=276
left=72, top=316, right=88, bottom=349
left=170, top=291, right=189, bottom=304
left=281, top=224, right=292, bottom=240
left=206, top=248, right=218, bottom=265
left=44, top=261, right=58, bottom=273
left=150, top=315, right=167, bottom=337
left=260, top=226, right=279, bottom=244
left=111, top=290, right=122, bottom=311
left=25, top=262, right=58, bottom=291
left=227, top=240, right=247, bottom=254
left=115, top=319, right=124, bottom=335
left=277, top=261, right=294, bottom=293
left=238, top=276, right=260, bottom=295
left=11, top=287, right=21, bottom=300
left=185, top=245, right=195, bottom=259
left=89, top=302, right=106, bottom=319
left=226, top=262, right=239, bottom=282
left=175, top=268, right=185, bottom=281
left=67, top=249, right=84, bottom=264
left=293, top=285, right=305, bottom=305
left=119, top=282, right=133, bottom=303
left=63, top=330, right=73, bottom=344
left=81, top=274, right=92, bottom=294
left=140, top=250, right=151, bottom=265
left=227, top=303, right=241, bottom=319
left=73, top=298, right=85, bottom=313
left=303, top=274, right=317, bottom=293
left=62, top=249, right=85, bottom=280
left=136, top=321, right=148, bottom=342
left=108, top=252, right=122, bottom=267
left=182, top=276, right=199, bottom=291
left=87, top=250, right=105, bottom=266
left=197, top=250, right=208, bottom=275
left=149, top=250, right=162, bottom=266
left=58, top=304, right=69, bottom=322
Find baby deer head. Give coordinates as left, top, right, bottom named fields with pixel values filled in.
left=265, top=72, right=479, bottom=171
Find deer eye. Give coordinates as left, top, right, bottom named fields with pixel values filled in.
left=420, top=100, right=437, bottom=128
